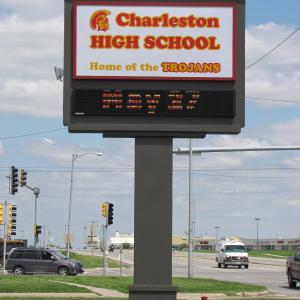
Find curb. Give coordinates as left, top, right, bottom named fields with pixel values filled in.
left=0, top=293, right=98, bottom=298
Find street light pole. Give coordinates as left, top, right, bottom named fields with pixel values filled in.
left=83, top=226, right=87, bottom=249
left=67, top=152, right=102, bottom=258
left=255, top=218, right=261, bottom=250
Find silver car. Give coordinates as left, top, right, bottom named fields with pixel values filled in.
left=6, top=248, right=84, bottom=275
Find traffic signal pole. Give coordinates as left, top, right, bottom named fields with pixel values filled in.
left=2, top=201, right=8, bottom=274
left=102, top=224, right=107, bottom=276
left=7, top=168, right=40, bottom=247
left=33, top=188, right=40, bottom=247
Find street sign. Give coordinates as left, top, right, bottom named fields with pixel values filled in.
left=63, top=0, right=245, bottom=136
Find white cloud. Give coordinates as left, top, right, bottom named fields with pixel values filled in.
left=0, top=13, right=63, bottom=117
left=0, top=0, right=63, bottom=20
left=0, top=79, right=62, bottom=117
left=246, top=23, right=300, bottom=108
left=23, top=138, right=104, bottom=165
left=259, top=118, right=300, bottom=145
left=0, top=14, right=64, bottom=79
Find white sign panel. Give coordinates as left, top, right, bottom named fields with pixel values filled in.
left=74, top=2, right=236, bottom=80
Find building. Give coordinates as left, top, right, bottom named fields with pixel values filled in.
left=109, top=231, right=134, bottom=248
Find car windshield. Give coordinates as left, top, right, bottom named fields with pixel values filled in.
left=225, top=245, right=246, bottom=253
left=49, top=250, right=67, bottom=259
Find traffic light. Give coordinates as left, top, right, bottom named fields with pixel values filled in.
left=101, top=202, right=107, bottom=217
left=8, top=204, right=17, bottom=236
left=0, top=203, right=3, bottom=225
left=108, top=202, right=114, bottom=225
left=10, top=166, right=18, bottom=195
left=20, top=169, right=27, bottom=187
left=34, top=225, right=42, bottom=236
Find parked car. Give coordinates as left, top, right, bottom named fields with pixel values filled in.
left=286, top=249, right=300, bottom=288
left=5, top=248, right=84, bottom=275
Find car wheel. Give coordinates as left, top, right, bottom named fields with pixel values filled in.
left=245, top=265, right=249, bottom=269
left=57, top=266, right=69, bottom=276
left=217, top=263, right=222, bottom=268
left=13, top=266, right=25, bottom=275
left=224, top=264, right=228, bottom=268
left=288, top=271, right=297, bottom=288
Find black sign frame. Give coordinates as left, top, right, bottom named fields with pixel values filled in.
left=63, top=0, right=245, bottom=137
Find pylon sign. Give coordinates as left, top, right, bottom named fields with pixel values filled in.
left=64, top=0, right=245, bottom=136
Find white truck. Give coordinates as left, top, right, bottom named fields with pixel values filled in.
left=216, top=238, right=249, bottom=269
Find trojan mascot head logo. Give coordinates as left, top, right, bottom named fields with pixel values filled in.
left=90, top=10, right=111, bottom=32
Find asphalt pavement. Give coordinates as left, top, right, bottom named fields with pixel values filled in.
left=76, top=249, right=300, bottom=298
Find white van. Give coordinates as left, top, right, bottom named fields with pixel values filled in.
left=216, top=238, right=249, bottom=269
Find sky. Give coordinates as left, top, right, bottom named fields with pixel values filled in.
left=0, top=0, right=300, bottom=247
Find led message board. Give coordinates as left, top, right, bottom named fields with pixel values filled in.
left=63, top=0, right=245, bottom=136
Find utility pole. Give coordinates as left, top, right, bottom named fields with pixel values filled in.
left=64, top=224, right=67, bottom=248
left=83, top=226, right=87, bottom=249
left=215, top=226, right=220, bottom=249
left=90, top=221, right=97, bottom=267
left=255, top=218, right=261, bottom=250
left=120, top=243, right=123, bottom=276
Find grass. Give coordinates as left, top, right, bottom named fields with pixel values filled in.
left=65, top=251, right=127, bottom=269
left=173, top=277, right=266, bottom=295
left=0, top=276, right=89, bottom=293
left=248, top=249, right=294, bottom=259
left=51, top=276, right=266, bottom=295
left=194, top=249, right=296, bottom=259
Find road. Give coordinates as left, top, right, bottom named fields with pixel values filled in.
left=76, top=249, right=300, bottom=298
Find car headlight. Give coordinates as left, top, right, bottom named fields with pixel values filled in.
left=70, top=262, right=77, bottom=267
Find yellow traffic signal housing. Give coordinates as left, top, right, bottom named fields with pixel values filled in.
left=101, top=202, right=107, bottom=217
left=0, top=203, right=3, bottom=225
left=20, top=169, right=28, bottom=187
left=7, top=204, right=17, bottom=236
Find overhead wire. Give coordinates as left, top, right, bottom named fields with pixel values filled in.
left=246, top=25, right=300, bottom=70
left=0, top=128, right=66, bottom=140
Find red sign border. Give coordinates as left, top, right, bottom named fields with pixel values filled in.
left=73, top=1, right=237, bottom=81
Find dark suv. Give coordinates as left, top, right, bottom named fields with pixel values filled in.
left=6, top=248, right=84, bottom=276
left=287, top=249, right=300, bottom=288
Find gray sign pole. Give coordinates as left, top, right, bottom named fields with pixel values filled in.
left=129, top=137, right=177, bottom=300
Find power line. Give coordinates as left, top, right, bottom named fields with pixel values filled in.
left=246, top=96, right=300, bottom=104
left=246, top=25, right=300, bottom=70
left=2, top=166, right=300, bottom=172
left=0, top=128, right=66, bottom=140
